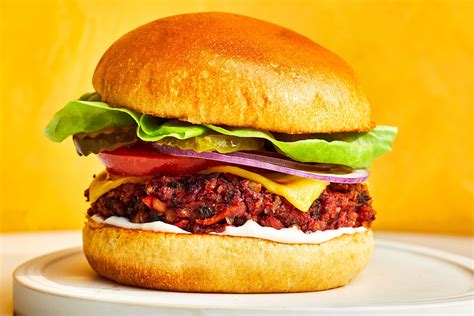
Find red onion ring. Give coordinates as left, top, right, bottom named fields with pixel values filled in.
left=154, top=145, right=369, bottom=183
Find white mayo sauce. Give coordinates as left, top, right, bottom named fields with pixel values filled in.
left=91, top=215, right=366, bottom=244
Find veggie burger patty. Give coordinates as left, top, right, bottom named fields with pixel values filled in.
left=87, top=172, right=375, bottom=234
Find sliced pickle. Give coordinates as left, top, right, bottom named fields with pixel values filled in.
left=73, top=126, right=137, bottom=156
left=156, top=134, right=264, bottom=153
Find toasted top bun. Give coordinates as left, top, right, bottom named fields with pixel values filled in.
left=93, top=12, right=372, bottom=134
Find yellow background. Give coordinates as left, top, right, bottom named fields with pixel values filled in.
left=0, top=0, right=472, bottom=234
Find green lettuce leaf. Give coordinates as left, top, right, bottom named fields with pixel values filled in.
left=206, top=125, right=397, bottom=167
left=45, top=101, right=207, bottom=143
left=45, top=100, right=140, bottom=142
left=138, top=115, right=208, bottom=140
left=45, top=97, right=397, bottom=168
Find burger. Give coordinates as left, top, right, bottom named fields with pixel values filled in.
left=45, top=12, right=396, bottom=293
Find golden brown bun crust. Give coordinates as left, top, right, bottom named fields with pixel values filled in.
left=83, top=219, right=373, bottom=293
left=93, top=12, right=372, bottom=134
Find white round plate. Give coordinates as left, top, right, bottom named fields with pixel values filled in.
left=13, top=239, right=473, bottom=315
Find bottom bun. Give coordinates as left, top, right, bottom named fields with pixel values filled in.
left=83, top=219, right=373, bottom=293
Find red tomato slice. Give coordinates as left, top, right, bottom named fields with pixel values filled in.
left=98, top=147, right=219, bottom=176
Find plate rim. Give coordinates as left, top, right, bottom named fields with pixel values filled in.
left=13, top=238, right=474, bottom=312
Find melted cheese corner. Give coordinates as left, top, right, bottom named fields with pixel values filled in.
left=88, top=170, right=150, bottom=203
left=200, top=166, right=329, bottom=212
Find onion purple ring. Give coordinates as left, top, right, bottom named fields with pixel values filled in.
left=154, top=145, right=369, bottom=183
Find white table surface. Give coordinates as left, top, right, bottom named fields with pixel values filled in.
left=1, top=230, right=472, bottom=315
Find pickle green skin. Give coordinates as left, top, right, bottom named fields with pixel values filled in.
left=45, top=93, right=397, bottom=168
left=74, top=130, right=264, bottom=156
left=156, top=135, right=264, bottom=154
left=73, top=127, right=138, bottom=156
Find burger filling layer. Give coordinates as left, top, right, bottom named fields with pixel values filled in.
left=86, top=172, right=375, bottom=234
left=91, top=215, right=367, bottom=244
